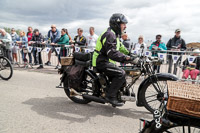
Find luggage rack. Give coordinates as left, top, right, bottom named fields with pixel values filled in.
left=167, top=110, right=200, bottom=121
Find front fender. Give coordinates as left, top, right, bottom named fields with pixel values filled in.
left=136, top=73, right=178, bottom=106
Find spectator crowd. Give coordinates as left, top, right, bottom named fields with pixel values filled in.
left=0, top=25, right=199, bottom=80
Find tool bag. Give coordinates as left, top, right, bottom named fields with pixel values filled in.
left=67, top=65, right=85, bottom=90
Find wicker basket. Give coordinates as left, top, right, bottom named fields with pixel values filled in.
left=167, top=81, right=200, bottom=117
left=61, top=56, right=74, bottom=66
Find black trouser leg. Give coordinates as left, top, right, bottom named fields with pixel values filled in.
left=38, top=52, right=43, bottom=66
left=28, top=53, right=32, bottom=63
left=168, top=55, right=173, bottom=73
left=33, top=49, right=38, bottom=64
left=173, top=56, right=182, bottom=75
left=97, top=63, right=126, bottom=98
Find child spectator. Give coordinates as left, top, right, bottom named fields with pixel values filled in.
left=182, top=49, right=200, bottom=81
left=10, top=28, right=19, bottom=63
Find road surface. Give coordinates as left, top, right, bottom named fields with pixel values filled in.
left=0, top=70, right=152, bottom=133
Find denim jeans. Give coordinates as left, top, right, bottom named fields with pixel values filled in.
left=28, top=53, right=32, bottom=63
left=32, top=48, right=38, bottom=64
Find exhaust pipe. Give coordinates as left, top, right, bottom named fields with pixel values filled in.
left=121, top=96, right=136, bottom=102
left=82, top=94, right=106, bottom=104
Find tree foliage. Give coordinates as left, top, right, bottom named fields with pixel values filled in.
left=3, top=27, right=21, bottom=35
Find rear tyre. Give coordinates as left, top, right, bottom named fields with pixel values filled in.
left=63, top=72, right=94, bottom=104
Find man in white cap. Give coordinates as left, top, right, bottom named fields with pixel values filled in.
left=0, top=29, right=12, bottom=62
left=166, top=29, right=186, bottom=75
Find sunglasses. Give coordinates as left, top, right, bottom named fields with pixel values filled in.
left=51, top=27, right=56, bottom=29
left=139, top=38, right=143, bottom=40
left=156, top=38, right=161, bottom=39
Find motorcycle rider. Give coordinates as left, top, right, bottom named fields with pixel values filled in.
left=92, top=13, right=137, bottom=106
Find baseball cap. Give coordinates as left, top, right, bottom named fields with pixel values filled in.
left=175, top=29, right=181, bottom=33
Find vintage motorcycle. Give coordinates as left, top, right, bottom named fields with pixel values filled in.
left=58, top=47, right=178, bottom=113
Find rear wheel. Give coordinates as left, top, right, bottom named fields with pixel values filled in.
left=63, top=72, right=95, bottom=104
left=141, top=77, right=176, bottom=113
left=0, top=57, right=13, bottom=80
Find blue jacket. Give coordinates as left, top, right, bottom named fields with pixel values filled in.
left=16, top=36, right=28, bottom=48
left=149, top=41, right=167, bottom=56
left=47, top=29, right=60, bottom=43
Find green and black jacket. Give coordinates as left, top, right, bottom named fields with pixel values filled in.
left=92, top=27, right=129, bottom=67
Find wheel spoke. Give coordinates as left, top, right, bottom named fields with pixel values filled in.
left=146, top=98, right=158, bottom=103
left=143, top=79, right=170, bottom=113
left=145, top=94, right=158, bottom=99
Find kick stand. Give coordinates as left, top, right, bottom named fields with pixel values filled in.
left=56, top=81, right=63, bottom=88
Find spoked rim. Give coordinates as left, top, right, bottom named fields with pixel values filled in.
left=0, top=57, right=13, bottom=80
left=161, top=126, right=200, bottom=133
left=144, top=80, right=168, bottom=112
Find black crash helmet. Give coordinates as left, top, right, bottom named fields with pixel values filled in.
left=109, top=13, right=128, bottom=35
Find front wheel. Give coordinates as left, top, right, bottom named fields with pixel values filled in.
left=0, top=57, right=13, bottom=80
left=63, top=72, right=95, bottom=104
left=141, top=77, right=175, bottom=113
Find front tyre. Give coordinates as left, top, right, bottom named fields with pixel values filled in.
left=0, top=57, right=13, bottom=80
left=141, top=77, right=175, bottom=113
